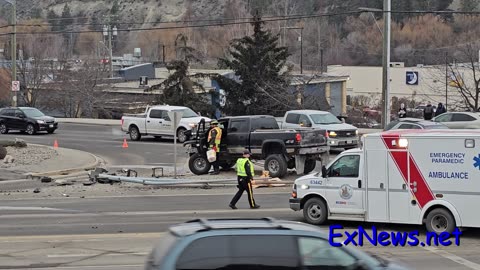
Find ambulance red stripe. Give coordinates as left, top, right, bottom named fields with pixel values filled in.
left=380, top=133, right=435, bottom=209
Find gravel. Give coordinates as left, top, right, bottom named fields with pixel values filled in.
left=0, top=145, right=58, bottom=168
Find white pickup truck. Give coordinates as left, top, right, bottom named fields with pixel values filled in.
left=121, top=105, right=211, bottom=143
left=278, top=110, right=359, bottom=150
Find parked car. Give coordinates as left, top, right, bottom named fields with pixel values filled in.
left=121, top=105, right=211, bottom=143
left=0, top=107, right=58, bottom=135
left=384, top=118, right=449, bottom=131
left=279, top=110, right=359, bottom=150
left=431, top=111, right=480, bottom=129
left=145, top=218, right=411, bottom=270
left=184, top=115, right=329, bottom=178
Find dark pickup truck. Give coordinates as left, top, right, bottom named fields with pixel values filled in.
left=183, top=115, right=330, bottom=178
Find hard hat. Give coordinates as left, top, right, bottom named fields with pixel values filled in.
left=243, top=149, right=251, bottom=155
left=211, top=120, right=218, bottom=125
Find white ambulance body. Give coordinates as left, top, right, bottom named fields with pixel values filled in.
left=289, top=129, right=480, bottom=233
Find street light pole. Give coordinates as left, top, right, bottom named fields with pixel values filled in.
left=381, top=0, right=391, bottom=129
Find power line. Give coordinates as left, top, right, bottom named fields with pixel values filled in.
left=0, top=10, right=364, bottom=37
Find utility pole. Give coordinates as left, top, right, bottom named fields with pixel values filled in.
left=300, top=27, right=303, bottom=74
left=108, top=25, right=113, bottom=78
left=445, top=52, right=448, bottom=110
left=7, top=0, right=17, bottom=107
left=103, top=17, right=117, bottom=79
left=381, top=0, right=391, bottom=129
left=282, top=26, right=303, bottom=74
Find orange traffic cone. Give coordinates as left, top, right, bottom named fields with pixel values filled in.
left=53, top=140, right=58, bottom=149
left=122, top=139, right=128, bottom=148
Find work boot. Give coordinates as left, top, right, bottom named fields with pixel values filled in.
left=210, top=170, right=220, bottom=175
left=229, top=204, right=237, bottom=209
left=250, top=205, right=260, bottom=209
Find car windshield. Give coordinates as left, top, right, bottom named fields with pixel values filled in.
left=310, top=113, right=342, bottom=124
left=22, top=108, right=45, bottom=118
left=173, top=108, right=199, bottom=118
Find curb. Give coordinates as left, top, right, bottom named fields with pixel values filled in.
left=24, top=144, right=105, bottom=178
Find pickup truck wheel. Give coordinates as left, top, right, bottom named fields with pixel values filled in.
left=26, top=124, right=36, bottom=135
left=304, top=159, right=317, bottom=174
left=0, top=123, right=8, bottom=134
left=188, top=153, right=211, bottom=175
left=303, top=197, right=328, bottom=225
left=425, top=208, right=456, bottom=234
left=265, top=154, right=288, bottom=178
left=129, top=126, right=141, bottom=141
left=177, top=128, right=188, bottom=143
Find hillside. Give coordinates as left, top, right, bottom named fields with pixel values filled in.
left=1, top=0, right=478, bottom=70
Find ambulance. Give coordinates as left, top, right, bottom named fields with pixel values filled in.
left=289, top=129, right=480, bottom=233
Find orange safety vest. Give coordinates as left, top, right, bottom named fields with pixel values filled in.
left=208, top=126, right=222, bottom=152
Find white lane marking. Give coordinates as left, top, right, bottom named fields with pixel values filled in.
left=0, top=232, right=165, bottom=242
left=47, top=252, right=148, bottom=258
left=0, top=206, right=73, bottom=211
left=0, top=192, right=289, bottom=201
left=0, top=207, right=293, bottom=219
left=11, top=264, right=144, bottom=269
left=423, top=246, right=480, bottom=270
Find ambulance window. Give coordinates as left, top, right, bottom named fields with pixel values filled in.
left=328, top=155, right=360, bottom=178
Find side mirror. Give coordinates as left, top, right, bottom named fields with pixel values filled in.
left=306, top=122, right=312, bottom=127
left=321, top=165, right=327, bottom=178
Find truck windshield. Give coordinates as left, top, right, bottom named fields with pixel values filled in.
left=22, top=108, right=45, bottom=118
left=173, top=108, right=198, bottom=118
left=310, top=113, right=342, bottom=125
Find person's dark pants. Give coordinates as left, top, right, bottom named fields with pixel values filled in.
left=230, top=177, right=256, bottom=208
left=211, top=160, right=220, bottom=172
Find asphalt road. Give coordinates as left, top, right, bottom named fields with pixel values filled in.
left=0, top=123, right=186, bottom=166
left=3, top=190, right=480, bottom=270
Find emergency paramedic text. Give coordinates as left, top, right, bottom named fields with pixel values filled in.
left=329, top=225, right=462, bottom=247
left=429, top=152, right=469, bottom=179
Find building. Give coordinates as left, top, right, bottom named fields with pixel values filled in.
left=327, top=62, right=473, bottom=109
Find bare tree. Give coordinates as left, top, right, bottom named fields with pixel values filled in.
left=55, top=60, right=110, bottom=118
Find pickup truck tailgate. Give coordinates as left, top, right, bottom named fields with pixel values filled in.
left=297, top=129, right=327, bottom=146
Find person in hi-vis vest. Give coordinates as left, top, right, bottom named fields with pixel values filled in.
left=208, top=120, right=222, bottom=175
left=229, top=149, right=260, bottom=209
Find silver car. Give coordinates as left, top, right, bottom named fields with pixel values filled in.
left=432, top=112, right=480, bottom=129
left=385, top=118, right=448, bottom=130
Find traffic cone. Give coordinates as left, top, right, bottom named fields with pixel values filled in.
left=122, top=139, right=128, bottom=148
left=53, top=140, right=58, bottom=149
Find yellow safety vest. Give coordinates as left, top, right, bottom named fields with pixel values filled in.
left=208, top=127, right=222, bottom=151
left=236, top=158, right=255, bottom=177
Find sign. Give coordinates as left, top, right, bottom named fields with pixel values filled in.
left=406, top=71, right=418, bottom=85
left=167, top=111, right=183, bottom=131
left=168, top=110, right=183, bottom=180
left=11, top=81, right=20, bottom=92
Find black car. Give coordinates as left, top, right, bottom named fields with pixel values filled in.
left=0, top=107, right=58, bottom=135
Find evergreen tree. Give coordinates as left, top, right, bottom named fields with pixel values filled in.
left=47, top=10, right=60, bottom=32
left=460, top=0, right=479, bottom=11
left=216, top=14, right=295, bottom=116
left=60, top=3, right=73, bottom=31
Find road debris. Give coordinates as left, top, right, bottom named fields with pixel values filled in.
left=33, top=188, right=40, bottom=193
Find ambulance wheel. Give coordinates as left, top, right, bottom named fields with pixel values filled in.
left=303, top=197, right=327, bottom=225
left=425, top=208, right=456, bottom=234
